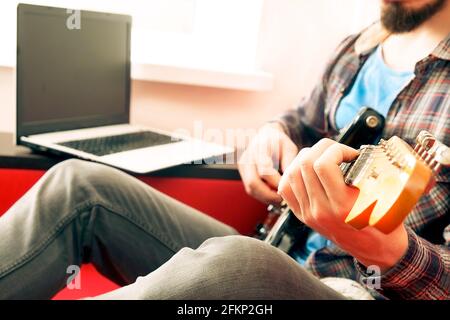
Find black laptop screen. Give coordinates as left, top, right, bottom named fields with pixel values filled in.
left=17, top=4, right=131, bottom=142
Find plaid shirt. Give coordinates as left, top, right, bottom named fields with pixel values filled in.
left=277, top=22, right=450, bottom=300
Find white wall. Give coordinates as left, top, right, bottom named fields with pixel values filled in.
left=129, top=0, right=380, bottom=140
left=0, top=0, right=380, bottom=139
left=0, top=67, right=14, bottom=132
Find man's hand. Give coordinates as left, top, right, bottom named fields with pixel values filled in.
left=238, top=122, right=299, bottom=204
left=278, top=138, right=409, bottom=272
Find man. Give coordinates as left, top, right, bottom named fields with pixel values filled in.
left=0, top=0, right=448, bottom=299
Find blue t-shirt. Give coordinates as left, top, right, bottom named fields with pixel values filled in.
left=294, top=45, right=415, bottom=265
left=335, top=45, right=415, bottom=130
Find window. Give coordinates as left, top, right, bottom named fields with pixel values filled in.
left=0, top=0, right=264, bottom=72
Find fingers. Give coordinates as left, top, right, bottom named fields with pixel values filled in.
left=238, top=123, right=298, bottom=204
left=259, top=170, right=282, bottom=190
left=245, top=148, right=282, bottom=203
left=261, top=134, right=297, bottom=189
left=277, top=184, right=301, bottom=216
left=278, top=148, right=310, bottom=221
left=245, top=169, right=283, bottom=204
left=254, top=152, right=281, bottom=189
left=313, top=143, right=359, bottom=212
left=278, top=138, right=355, bottom=227
left=297, top=139, right=335, bottom=211
left=238, top=158, right=282, bottom=204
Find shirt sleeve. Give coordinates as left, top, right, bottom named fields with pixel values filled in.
left=355, top=226, right=450, bottom=300
left=274, top=35, right=358, bottom=148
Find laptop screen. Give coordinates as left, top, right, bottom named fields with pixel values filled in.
left=16, top=4, right=131, bottom=142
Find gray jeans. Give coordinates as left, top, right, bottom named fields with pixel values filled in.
left=0, top=159, right=345, bottom=300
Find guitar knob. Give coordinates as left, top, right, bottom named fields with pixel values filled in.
left=365, top=115, right=380, bottom=129
left=435, top=145, right=450, bottom=166
left=254, top=223, right=268, bottom=239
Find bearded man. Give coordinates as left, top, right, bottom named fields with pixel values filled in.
left=0, top=0, right=448, bottom=299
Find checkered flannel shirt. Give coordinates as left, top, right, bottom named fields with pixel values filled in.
left=277, top=22, right=450, bottom=300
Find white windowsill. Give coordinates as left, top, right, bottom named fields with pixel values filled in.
left=0, top=61, right=274, bottom=92
left=0, top=60, right=14, bottom=68
left=131, top=63, right=274, bottom=91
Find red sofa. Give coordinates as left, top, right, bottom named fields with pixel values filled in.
left=0, top=167, right=266, bottom=299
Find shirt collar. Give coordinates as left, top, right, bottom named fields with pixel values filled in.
left=354, top=21, right=450, bottom=61
left=432, top=33, right=450, bottom=60
left=354, top=22, right=390, bottom=56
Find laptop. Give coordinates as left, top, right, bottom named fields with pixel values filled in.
left=16, top=4, right=233, bottom=174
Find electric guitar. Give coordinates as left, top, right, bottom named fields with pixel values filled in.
left=256, top=107, right=386, bottom=254
left=259, top=113, right=450, bottom=256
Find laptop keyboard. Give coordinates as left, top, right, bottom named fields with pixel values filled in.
left=58, top=131, right=182, bottom=156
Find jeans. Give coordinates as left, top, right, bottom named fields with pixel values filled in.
left=0, top=159, right=345, bottom=299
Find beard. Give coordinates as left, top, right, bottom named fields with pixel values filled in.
left=381, top=0, right=446, bottom=33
